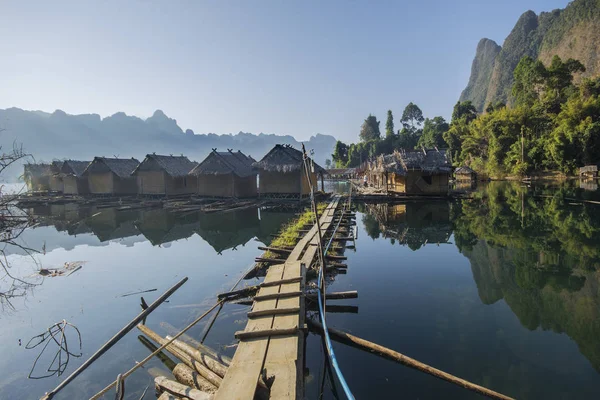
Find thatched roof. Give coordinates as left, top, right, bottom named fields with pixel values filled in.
left=83, top=157, right=140, bottom=178
left=253, top=144, right=325, bottom=174
left=133, top=154, right=197, bottom=177
left=61, top=160, right=91, bottom=177
left=190, top=149, right=256, bottom=177
left=455, top=166, right=475, bottom=175
left=373, top=149, right=451, bottom=175
left=24, top=163, right=52, bottom=178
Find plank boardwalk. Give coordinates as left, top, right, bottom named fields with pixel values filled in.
left=215, top=197, right=341, bottom=400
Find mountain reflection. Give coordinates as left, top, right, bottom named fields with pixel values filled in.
left=17, top=204, right=296, bottom=255
left=362, top=182, right=600, bottom=372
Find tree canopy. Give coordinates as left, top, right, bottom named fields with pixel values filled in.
left=360, top=114, right=381, bottom=142
left=385, top=110, right=394, bottom=138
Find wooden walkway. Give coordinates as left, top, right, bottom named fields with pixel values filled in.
left=214, top=197, right=341, bottom=400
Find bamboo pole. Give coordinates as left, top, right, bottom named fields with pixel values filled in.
left=308, top=320, right=514, bottom=400
left=173, top=363, right=212, bottom=391
left=41, top=277, right=188, bottom=400
left=154, top=376, right=213, bottom=400
left=90, top=301, right=222, bottom=400
left=137, top=324, right=221, bottom=389
left=166, top=336, right=228, bottom=378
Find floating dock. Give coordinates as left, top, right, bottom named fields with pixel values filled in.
left=214, top=197, right=341, bottom=399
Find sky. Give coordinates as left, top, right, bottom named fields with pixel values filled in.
left=0, top=0, right=571, bottom=142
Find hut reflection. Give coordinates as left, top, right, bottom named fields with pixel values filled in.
left=363, top=202, right=452, bottom=250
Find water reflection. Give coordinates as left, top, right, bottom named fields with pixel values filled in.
left=18, top=204, right=296, bottom=255
left=361, top=182, right=600, bottom=373
left=360, top=202, right=452, bottom=250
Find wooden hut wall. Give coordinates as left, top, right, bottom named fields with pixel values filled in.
left=259, top=170, right=301, bottom=195
left=404, top=171, right=449, bottom=195
left=197, top=174, right=235, bottom=197
left=136, top=170, right=166, bottom=194
left=49, top=175, right=64, bottom=192
left=233, top=175, right=257, bottom=198
left=165, top=175, right=196, bottom=195
left=113, top=175, right=137, bottom=194
left=386, top=173, right=406, bottom=193
left=28, top=176, right=51, bottom=191
left=88, top=172, right=114, bottom=194
left=63, top=175, right=89, bottom=195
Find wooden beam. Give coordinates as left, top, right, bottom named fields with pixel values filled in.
left=247, top=307, right=301, bottom=319
left=253, top=291, right=303, bottom=302
left=235, top=326, right=300, bottom=340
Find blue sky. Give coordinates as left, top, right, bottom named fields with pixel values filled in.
left=1, top=0, right=570, bottom=142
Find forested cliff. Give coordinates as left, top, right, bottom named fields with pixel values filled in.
left=460, top=0, right=600, bottom=111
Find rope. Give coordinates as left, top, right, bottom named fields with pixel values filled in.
left=301, top=145, right=354, bottom=400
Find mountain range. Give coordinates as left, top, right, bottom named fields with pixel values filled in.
left=460, top=0, right=600, bottom=111
left=0, top=108, right=336, bottom=181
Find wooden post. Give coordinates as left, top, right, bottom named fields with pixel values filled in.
left=321, top=173, right=324, bottom=192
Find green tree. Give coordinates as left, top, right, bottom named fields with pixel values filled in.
left=451, top=101, right=478, bottom=124
left=418, top=116, right=449, bottom=149
left=512, top=56, right=546, bottom=108
left=400, top=102, right=424, bottom=133
left=332, top=141, right=349, bottom=167
left=325, top=159, right=332, bottom=169
left=360, top=114, right=381, bottom=142
left=385, top=110, right=395, bottom=138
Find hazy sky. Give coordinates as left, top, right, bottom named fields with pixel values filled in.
left=1, top=0, right=570, bottom=142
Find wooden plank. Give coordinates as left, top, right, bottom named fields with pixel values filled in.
left=247, top=307, right=301, bottom=319
left=213, top=264, right=285, bottom=400
left=253, top=291, right=303, bottom=302
left=215, top=198, right=342, bottom=400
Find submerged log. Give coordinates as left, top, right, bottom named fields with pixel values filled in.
left=157, top=392, right=181, bottom=400
left=160, top=322, right=232, bottom=367
left=173, top=363, right=214, bottom=392
left=137, top=324, right=221, bottom=390
left=307, top=320, right=514, bottom=400
left=166, top=336, right=228, bottom=378
left=137, top=335, right=177, bottom=371
left=154, top=376, right=213, bottom=400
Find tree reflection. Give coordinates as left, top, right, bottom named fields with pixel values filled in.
left=451, top=182, right=600, bottom=371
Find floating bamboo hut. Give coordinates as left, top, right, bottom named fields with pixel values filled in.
left=132, top=154, right=198, bottom=196
left=368, top=148, right=451, bottom=195
left=82, top=157, right=140, bottom=195
left=454, top=166, right=476, bottom=182
left=23, top=163, right=52, bottom=191
left=60, top=160, right=91, bottom=195
left=579, top=165, right=599, bottom=178
left=254, top=144, right=326, bottom=199
left=190, top=149, right=257, bottom=198
left=49, top=161, right=65, bottom=193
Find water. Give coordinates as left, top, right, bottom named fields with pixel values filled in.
left=2, top=182, right=600, bottom=399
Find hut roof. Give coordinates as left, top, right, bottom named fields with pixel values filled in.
left=253, top=144, right=326, bottom=174
left=24, top=163, right=52, bottom=178
left=455, top=166, right=475, bottom=175
left=133, top=154, right=197, bottom=177
left=61, top=160, right=92, bottom=177
left=375, top=149, right=451, bottom=175
left=83, top=157, right=140, bottom=178
left=190, top=149, right=256, bottom=178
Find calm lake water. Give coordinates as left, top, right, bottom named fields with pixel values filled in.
left=2, top=181, right=600, bottom=399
